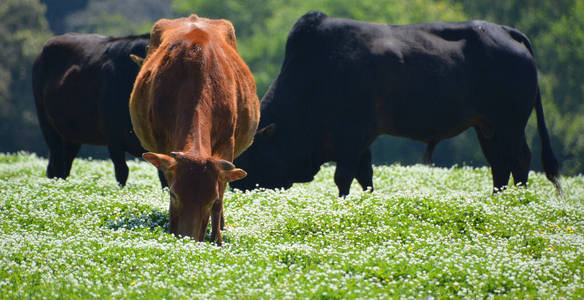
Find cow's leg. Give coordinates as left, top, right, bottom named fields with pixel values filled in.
left=125, top=134, right=172, bottom=188
left=333, top=122, right=375, bottom=197
left=355, top=148, right=374, bottom=192
left=125, top=137, right=168, bottom=188
left=46, top=150, right=62, bottom=179
left=36, top=109, right=65, bottom=179
left=423, top=141, right=438, bottom=165
left=475, top=128, right=512, bottom=192
left=157, top=170, right=168, bottom=188
left=61, top=142, right=81, bottom=178
left=213, top=145, right=234, bottom=237
left=210, top=196, right=224, bottom=246
left=511, top=135, right=531, bottom=187
left=107, top=144, right=128, bottom=186
left=46, top=138, right=64, bottom=179
left=334, top=159, right=359, bottom=197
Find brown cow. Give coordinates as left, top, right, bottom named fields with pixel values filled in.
left=129, top=15, right=260, bottom=245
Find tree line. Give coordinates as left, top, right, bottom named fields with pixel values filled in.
left=1, top=0, right=582, bottom=175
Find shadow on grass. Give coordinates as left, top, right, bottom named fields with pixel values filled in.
left=105, top=209, right=221, bottom=242
left=106, top=209, right=170, bottom=233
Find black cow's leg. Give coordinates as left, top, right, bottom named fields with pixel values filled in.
left=133, top=148, right=168, bottom=188
left=423, top=141, right=438, bottom=165
left=490, top=163, right=512, bottom=192
left=37, top=110, right=65, bottom=179
left=334, top=160, right=359, bottom=197
left=135, top=144, right=168, bottom=188
left=46, top=151, right=61, bottom=179
left=511, top=135, right=531, bottom=187
left=356, top=148, right=374, bottom=192
left=61, top=142, right=81, bottom=179
left=45, top=139, right=63, bottom=179
left=46, top=141, right=64, bottom=179
left=127, top=144, right=169, bottom=188
left=475, top=127, right=512, bottom=192
left=157, top=170, right=168, bottom=188
left=107, top=145, right=129, bottom=186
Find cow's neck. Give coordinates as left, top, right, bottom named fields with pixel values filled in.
left=281, top=130, right=325, bottom=183
left=261, top=96, right=326, bottom=181
left=174, top=110, right=212, bottom=158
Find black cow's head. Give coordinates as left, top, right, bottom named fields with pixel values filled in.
left=231, top=123, right=294, bottom=191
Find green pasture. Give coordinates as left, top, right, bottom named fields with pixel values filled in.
left=0, top=152, right=582, bottom=298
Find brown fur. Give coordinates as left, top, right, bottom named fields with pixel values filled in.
left=129, top=15, right=260, bottom=245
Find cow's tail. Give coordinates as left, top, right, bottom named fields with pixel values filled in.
left=504, top=25, right=562, bottom=193
left=534, top=86, right=562, bottom=193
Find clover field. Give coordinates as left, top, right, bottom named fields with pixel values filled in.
left=0, top=152, right=583, bottom=299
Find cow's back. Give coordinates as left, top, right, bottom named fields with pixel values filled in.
left=366, top=20, right=538, bottom=140
left=129, top=29, right=208, bottom=154
left=34, top=33, right=149, bottom=145
left=130, top=18, right=259, bottom=158
left=262, top=15, right=538, bottom=142
left=34, top=34, right=110, bottom=144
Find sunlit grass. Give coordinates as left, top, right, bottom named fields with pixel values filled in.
left=0, top=152, right=582, bottom=298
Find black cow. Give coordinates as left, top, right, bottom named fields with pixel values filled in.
left=232, top=11, right=561, bottom=196
left=32, top=33, right=157, bottom=186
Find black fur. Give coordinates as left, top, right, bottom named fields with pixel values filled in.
left=33, top=33, right=166, bottom=186
left=233, top=12, right=561, bottom=196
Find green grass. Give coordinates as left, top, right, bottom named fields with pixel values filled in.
left=0, top=152, right=583, bottom=298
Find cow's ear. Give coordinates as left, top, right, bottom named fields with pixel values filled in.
left=142, top=152, right=175, bottom=171
left=219, top=168, right=247, bottom=183
left=130, top=54, right=144, bottom=67
left=255, top=123, right=276, bottom=138
left=215, top=159, right=247, bottom=182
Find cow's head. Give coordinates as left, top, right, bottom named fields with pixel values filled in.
left=142, top=152, right=247, bottom=241
left=232, top=123, right=295, bottom=191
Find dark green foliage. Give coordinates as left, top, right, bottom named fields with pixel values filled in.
left=0, top=0, right=51, bottom=154
left=65, top=0, right=171, bottom=36
left=40, top=0, right=88, bottom=34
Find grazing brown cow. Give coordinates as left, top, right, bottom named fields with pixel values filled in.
left=129, top=15, right=259, bottom=245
